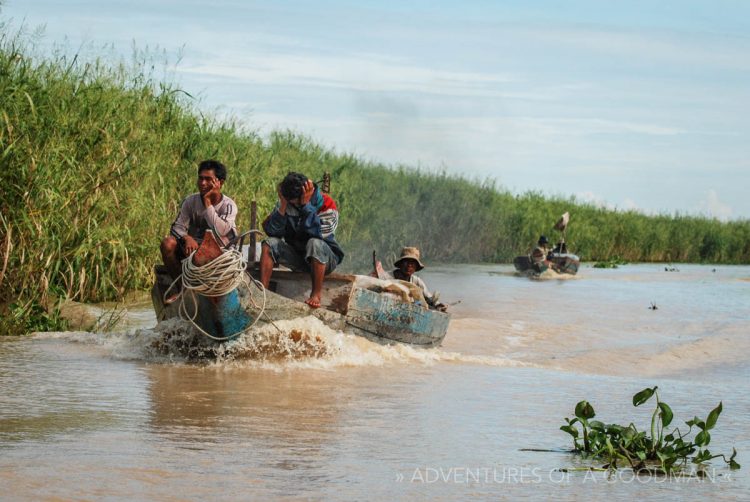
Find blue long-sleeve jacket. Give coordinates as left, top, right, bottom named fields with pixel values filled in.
left=263, top=188, right=344, bottom=264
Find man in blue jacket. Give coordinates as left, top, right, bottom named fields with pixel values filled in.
left=259, top=172, right=344, bottom=308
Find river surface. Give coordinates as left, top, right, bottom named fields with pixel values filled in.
left=1, top=264, right=749, bottom=500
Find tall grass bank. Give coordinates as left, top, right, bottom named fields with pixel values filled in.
left=1, top=26, right=748, bottom=333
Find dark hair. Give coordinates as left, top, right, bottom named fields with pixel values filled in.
left=280, top=172, right=308, bottom=200
left=198, top=159, right=227, bottom=181
left=538, top=235, right=549, bottom=245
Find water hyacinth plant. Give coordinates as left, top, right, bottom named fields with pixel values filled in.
left=592, top=256, right=628, bottom=269
left=561, top=386, right=741, bottom=475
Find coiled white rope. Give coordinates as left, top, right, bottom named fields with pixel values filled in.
left=181, top=248, right=247, bottom=297
left=163, top=248, right=267, bottom=342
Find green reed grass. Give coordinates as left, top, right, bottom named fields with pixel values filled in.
left=0, top=25, right=748, bottom=334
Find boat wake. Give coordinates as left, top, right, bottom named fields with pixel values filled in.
left=529, top=269, right=580, bottom=280
left=537, top=326, right=750, bottom=377
left=32, top=317, right=529, bottom=371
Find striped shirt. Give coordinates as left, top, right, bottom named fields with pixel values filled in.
left=170, top=193, right=238, bottom=244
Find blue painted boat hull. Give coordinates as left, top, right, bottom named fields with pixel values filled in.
left=192, top=289, right=253, bottom=340
left=344, top=287, right=450, bottom=346
left=153, top=268, right=450, bottom=348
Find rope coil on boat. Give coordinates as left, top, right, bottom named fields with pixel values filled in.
left=181, top=247, right=247, bottom=297
left=163, top=247, right=267, bottom=342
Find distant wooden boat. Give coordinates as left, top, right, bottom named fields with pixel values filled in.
left=513, top=212, right=580, bottom=276
left=151, top=232, right=450, bottom=348
left=513, top=252, right=580, bottom=276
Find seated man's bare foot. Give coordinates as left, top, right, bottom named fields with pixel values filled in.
left=305, top=295, right=321, bottom=308
left=164, top=284, right=182, bottom=305
left=164, top=291, right=181, bottom=305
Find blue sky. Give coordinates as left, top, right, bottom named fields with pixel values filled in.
left=4, top=0, right=750, bottom=219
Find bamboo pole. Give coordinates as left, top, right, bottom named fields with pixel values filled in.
left=248, top=200, right=257, bottom=267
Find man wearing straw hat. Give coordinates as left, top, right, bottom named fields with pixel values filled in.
left=385, top=247, right=447, bottom=312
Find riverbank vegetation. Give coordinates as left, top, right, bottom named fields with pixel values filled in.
left=1, top=26, right=749, bottom=333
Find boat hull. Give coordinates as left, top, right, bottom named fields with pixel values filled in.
left=151, top=269, right=450, bottom=348
left=343, top=287, right=450, bottom=347
left=151, top=266, right=253, bottom=340
left=513, top=253, right=580, bottom=276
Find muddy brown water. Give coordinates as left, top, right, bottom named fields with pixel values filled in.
left=1, top=264, right=749, bottom=500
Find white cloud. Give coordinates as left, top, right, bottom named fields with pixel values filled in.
left=698, top=189, right=733, bottom=221
left=574, top=191, right=615, bottom=210
left=517, top=24, right=750, bottom=72
left=622, top=198, right=640, bottom=211
left=176, top=54, right=528, bottom=99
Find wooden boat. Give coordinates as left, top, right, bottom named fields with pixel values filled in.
left=513, top=212, right=580, bottom=276
left=151, top=232, right=450, bottom=349
left=251, top=270, right=450, bottom=347
left=513, top=252, right=580, bottom=276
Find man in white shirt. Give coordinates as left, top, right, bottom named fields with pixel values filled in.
left=160, top=160, right=238, bottom=284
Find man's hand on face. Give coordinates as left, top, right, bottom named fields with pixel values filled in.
left=277, top=184, right=288, bottom=214
left=182, top=235, right=199, bottom=254
left=300, top=179, right=315, bottom=205
left=202, top=178, right=221, bottom=207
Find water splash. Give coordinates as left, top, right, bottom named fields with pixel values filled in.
left=31, top=316, right=528, bottom=371
left=531, top=269, right=580, bottom=280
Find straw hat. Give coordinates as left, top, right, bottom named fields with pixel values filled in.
left=394, top=247, right=425, bottom=271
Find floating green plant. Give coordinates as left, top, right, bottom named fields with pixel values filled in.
left=593, top=256, right=628, bottom=268
left=561, top=386, right=741, bottom=475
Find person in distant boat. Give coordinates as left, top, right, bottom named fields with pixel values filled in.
left=374, top=247, right=447, bottom=312
left=531, top=235, right=551, bottom=270
left=259, top=172, right=344, bottom=309
left=160, top=160, right=238, bottom=285
left=552, top=240, right=568, bottom=254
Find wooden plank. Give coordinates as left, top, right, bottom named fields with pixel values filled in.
left=240, top=286, right=349, bottom=331
left=264, top=270, right=355, bottom=314
left=248, top=200, right=257, bottom=265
